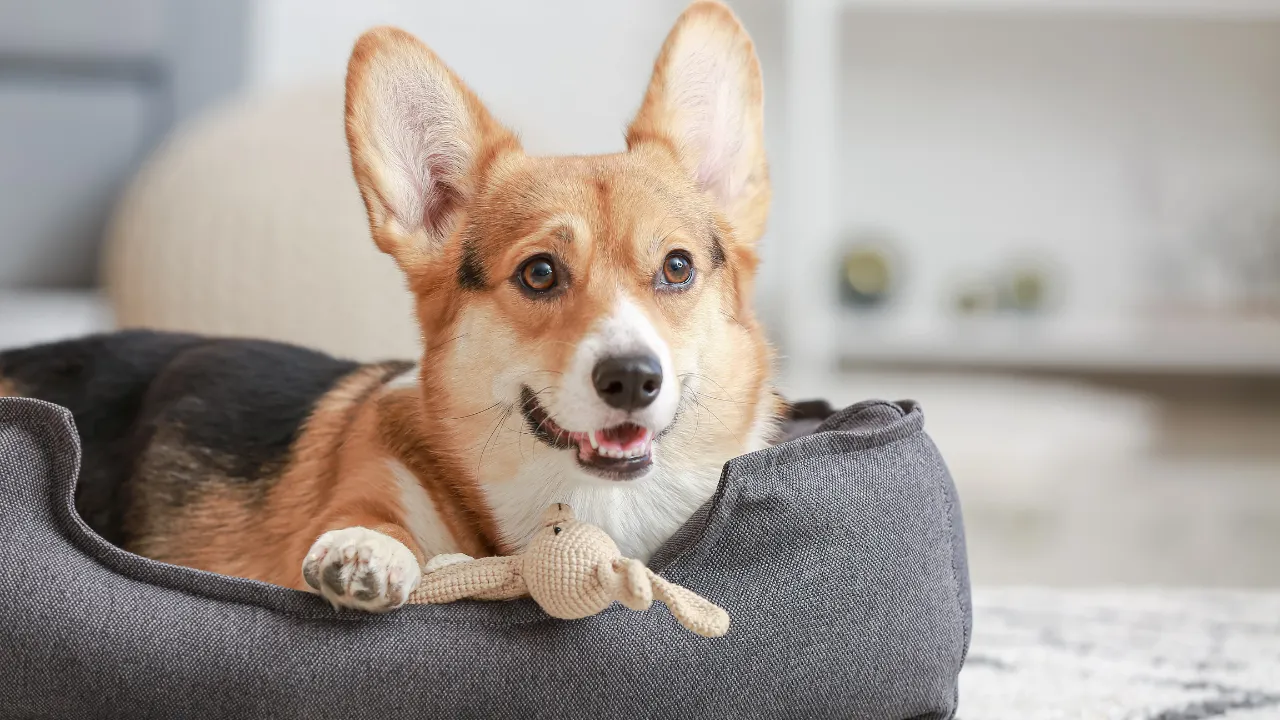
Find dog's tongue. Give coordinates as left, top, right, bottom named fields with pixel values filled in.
left=579, top=423, right=653, bottom=461
left=602, top=423, right=648, bottom=450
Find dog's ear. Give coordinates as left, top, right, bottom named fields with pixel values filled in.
left=346, top=27, right=520, bottom=266
left=627, top=1, right=769, bottom=245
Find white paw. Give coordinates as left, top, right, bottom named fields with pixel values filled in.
left=424, top=553, right=474, bottom=574
left=302, top=527, right=421, bottom=612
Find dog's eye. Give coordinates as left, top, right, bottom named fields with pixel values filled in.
left=519, top=256, right=558, bottom=293
left=660, top=251, right=694, bottom=288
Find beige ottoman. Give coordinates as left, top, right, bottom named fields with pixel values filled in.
left=102, top=85, right=420, bottom=363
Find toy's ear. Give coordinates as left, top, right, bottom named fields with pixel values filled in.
left=601, top=558, right=653, bottom=612
left=410, top=556, right=524, bottom=604
left=540, top=503, right=576, bottom=527
left=647, top=570, right=731, bottom=638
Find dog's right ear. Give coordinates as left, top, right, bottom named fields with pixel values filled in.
left=345, top=27, right=519, bottom=266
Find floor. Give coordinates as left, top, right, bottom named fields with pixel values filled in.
left=961, top=587, right=1280, bottom=719
left=778, top=368, right=1280, bottom=588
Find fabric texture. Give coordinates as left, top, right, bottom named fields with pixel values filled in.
left=0, top=396, right=970, bottom=720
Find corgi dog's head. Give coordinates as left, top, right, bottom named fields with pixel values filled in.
left=345, top=1, right=780, bottom=559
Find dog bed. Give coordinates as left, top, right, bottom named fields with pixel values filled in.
left=0, top=396, right=970, bottom=720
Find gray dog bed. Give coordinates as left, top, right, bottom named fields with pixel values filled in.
left=0, top=396, right=970, bottom=720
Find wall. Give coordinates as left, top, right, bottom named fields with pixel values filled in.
left=0, top=0, right=248, bottom=288
left=249, top=0, right=684, bottom=156
left=245, top=3, right=1280, bottom=349
left=246, top=0, right=795, bottom=335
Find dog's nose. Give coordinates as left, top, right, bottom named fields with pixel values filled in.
left=592, top=354, right=662, bottom=411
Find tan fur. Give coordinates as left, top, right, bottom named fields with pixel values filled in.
left=109, top=1, right=780, bottom=594
left=132, top=362, right=416, bottom=589
left=628, top=1, right=770, bottom=249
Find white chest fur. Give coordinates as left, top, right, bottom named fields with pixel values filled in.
left=386, top=460, right=460, bottom=557
left=481, top=449, right=727, bottom=561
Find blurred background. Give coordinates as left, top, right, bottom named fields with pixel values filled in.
left=2, top=0, right=1278, bottom=587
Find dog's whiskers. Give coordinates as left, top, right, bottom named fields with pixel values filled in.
left=687, top=393, right=731, bottom=434
left=682, top=389, right=704, bottom=438
left=718, top=309, right=748, bottom=330
left=476, top=405, right=515, bottom=472
left=424, top=332, right=469, bottom=356
left=444, top=401, right=504, bottom=421
left=518, top=369, right=563, bottom=377
left=678, top=372, right=746, bottom=404
left=653, top=217, right=687, bottom=252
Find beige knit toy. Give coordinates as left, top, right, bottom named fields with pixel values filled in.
left=408, top=503, right=730, bottom=638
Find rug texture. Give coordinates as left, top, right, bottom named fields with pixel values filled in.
left=962, top=588, right=1280, bottom=720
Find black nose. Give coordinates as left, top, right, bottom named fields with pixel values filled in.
left=592, top=354, right=662, bottom=411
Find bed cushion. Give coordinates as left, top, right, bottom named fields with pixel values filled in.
left=0, top=396, right=970, bottom=720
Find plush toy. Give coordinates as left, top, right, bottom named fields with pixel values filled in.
left=409, top=503, right=730, bottom=638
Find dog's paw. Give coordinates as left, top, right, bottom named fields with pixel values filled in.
left=302, top=527, right=421, bottom=612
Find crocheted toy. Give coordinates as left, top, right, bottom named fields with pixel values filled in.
left=409, top=503, right=730, bottom=638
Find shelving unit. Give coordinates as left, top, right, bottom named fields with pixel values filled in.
left=779, top=0, right=1280, bottom=376
left=834, top=316, right=1280, bottom=374
left=837, top=0, right=1280, bottom=18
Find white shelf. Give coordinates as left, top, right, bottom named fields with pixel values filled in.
left=834, top=316, right=1280, bottom=374
left=838, top=0, right=1280, bottom=18
left=778, top=0, right=1280, bottom=377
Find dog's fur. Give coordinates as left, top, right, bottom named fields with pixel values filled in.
left=0, top=1, right=780, bottom=612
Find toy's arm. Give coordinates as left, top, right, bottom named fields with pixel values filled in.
left=646, top=569, right=730, bottom=638
left=409, top=556, right=525, bottom=604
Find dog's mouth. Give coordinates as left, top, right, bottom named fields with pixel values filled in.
left=520, top=387, right=654, bottom=480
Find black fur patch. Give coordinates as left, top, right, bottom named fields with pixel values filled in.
left=709, top=230, right=727, bottom=268
left=0, top=330, right=361, bottom=544
left=138, top=339, right=358, bottom=482
left=0, top=331, right=207, bottom=543
left=457, top=242, right=487, bottom=290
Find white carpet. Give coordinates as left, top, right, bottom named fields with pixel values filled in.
left=961, top=588, right=1280, bottom=719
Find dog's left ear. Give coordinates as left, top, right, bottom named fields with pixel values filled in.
left=627, top=1, right=769, bottom=245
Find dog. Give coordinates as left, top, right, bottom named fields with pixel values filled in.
left=0, top=0, right=780, bottom=612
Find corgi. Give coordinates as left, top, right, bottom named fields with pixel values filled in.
left=0, top=1, right=781, bottom=612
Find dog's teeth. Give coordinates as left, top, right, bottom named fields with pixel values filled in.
left=589, top=431, right=600, bottom=450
